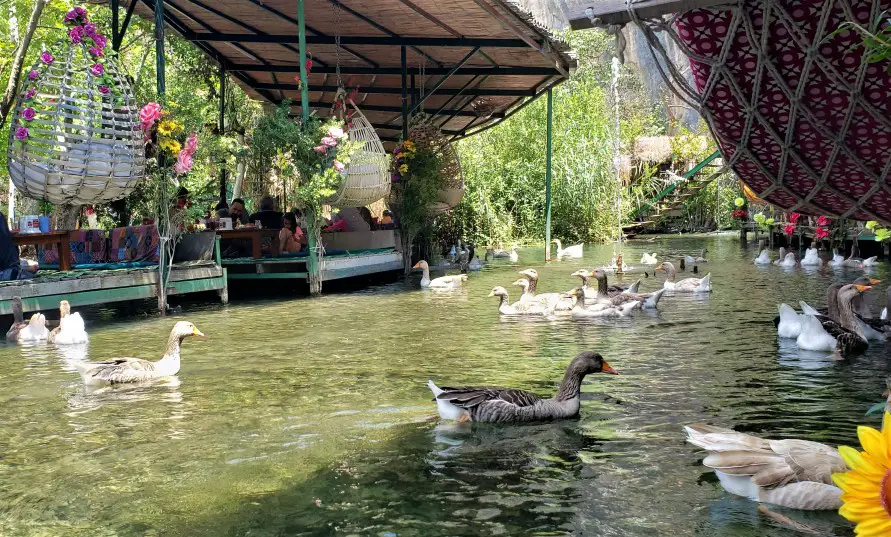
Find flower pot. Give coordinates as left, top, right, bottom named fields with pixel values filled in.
left=38, top=215, right=51, bottom=232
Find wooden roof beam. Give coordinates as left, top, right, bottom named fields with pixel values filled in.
left=227, top=64, right=561, bottom=76
left=188, top=33, right=530, bottom=48
left=567, top=0, right=733, bottom=30
left=285, top=102, right=502, bottom=118
left=259, top=83, right=535, bottom=96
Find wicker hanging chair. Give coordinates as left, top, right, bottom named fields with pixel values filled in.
left=408, top=122, right=464, bottom=214
left=7, top=37, right=144, bottom=206
left=326, top=98, right=390, bottom=208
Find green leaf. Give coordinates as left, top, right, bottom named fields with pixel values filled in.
left=866, top=220, right=878, bottom=230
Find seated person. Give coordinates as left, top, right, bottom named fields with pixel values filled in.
left=379, top=210, right=393, bottom=225
left=324, top=207, right=369, bottom=232
left=248, top=195, right=284, bottom=230
left=228, top=198, right=250, bottom=226
left=279, top=212, right=306, bottom=254
left=358, top=207, right=376, bottom=231
left=0, top=213, right=37, bottom=281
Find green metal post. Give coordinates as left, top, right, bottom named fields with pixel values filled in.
left=297, top=0, right=320, bottom=293
left=545, top=89, right=553, bottom=262
left=154, top=0, right=165, bottom=96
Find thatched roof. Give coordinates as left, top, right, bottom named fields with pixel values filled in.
left=113, top=0, right=576, bottom=149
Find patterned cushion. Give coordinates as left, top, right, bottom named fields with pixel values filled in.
left=37, top=230, right=108, bottom=266
left=108, top=225, right=160, bottom=263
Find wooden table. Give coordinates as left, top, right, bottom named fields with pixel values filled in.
left=216, top=228, right=280, bottom=259
left=13, top=231, right=72, bottom=271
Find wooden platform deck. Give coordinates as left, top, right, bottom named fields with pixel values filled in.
left=223, top=248, right=403, bottom=281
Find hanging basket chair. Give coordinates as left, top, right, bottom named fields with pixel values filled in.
left=408, top=122, right=464, bottom=214
left=7, top=38, right=144, bottom=206
left=326, top=98, right=390, bottom=208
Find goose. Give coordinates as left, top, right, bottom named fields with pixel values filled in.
left=591, top=269, right=665, bottom=309
left=427, top=351, right=618, bottom=423
left=488, top=286, right=549, bottom=316
left=773, top=247, right=788, bottom=266
left=799, top=247, right=823, bottom=266
left=518, top=269, right=572, bottom=311
left=753, top=249, right=771, bottom=265
left=512, top=278, right=559, bottom=311
left=571, top=269, right=634, bottom=299
left=467, top=246, right=483, bottom=271
left=16, top=313, right=49, bottom=342
left=656, top=262, right=711, bottom=292
left=829, top=252, right=846, bottom=267
left=775, top=284, right=844, bottom=337
left=603, top=256, right=630, bottom=272
left=684, top=424, right=844, bottom=510
left=777, top=303, right=804, bottom=339
left=797, top=284, right=870, bottom=355
left=47, top=300, right=88, bottom=345
left=412, top=261, right=467, bottom=289
left=566, top=289, right=640, bottom=318
left=862, top=256, right=878, bottom=267
left=5, top=296, right=29, bottom=342
left=640, top=252, right=658, bottom=265
left=881, top=287, right=891, bottom=320
left=490, top=243, right=511, bottom=259
left=694, top=249, right=708, bottom=263
left=553, top=239, right=583, bottom=259
left=73, top=321, right=204, bottom=385
left=779, top=253, right=798, bottom=268
left=508, top=245, right=519, bottom=263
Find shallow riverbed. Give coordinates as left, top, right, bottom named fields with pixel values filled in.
left=0, top=234, right=886, bottom=536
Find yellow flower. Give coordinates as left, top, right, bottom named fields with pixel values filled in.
left=832, top=413, right=891, bottom=536
left=159, top=137, right=181, bottom=155
left=158, top=120, right=183, bottom=136
left=398, top=164, right=408, bottom=174
left=403, top=140, right=415, bottom=150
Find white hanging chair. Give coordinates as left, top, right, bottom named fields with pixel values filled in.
left=326, top=98, right=390, bottom=208
left=7, top=40, right=144, bottom=206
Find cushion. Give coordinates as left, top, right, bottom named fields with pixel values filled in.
left=37, top=229, right=107, bottom=266
left=108, top=225, right=160, bottom=263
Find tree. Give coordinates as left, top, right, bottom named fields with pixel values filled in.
left=0, top=0, right=47, bottom=130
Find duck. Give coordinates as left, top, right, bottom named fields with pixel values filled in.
left=5, top=296, right=29, bottom=342
left=517, top=269, right=572, bottom=311
left=656, top=262, right=711, bottom=292
left=553, top=239, right=583, bottom=259
left=591, top=269, right=665, bottom=309
left=773, top=247, right=788, bottom=266
left=779, top=252, right=798, bottom=268
left=488, top=286, right=549, bottom=316
left=566, top=288, right=640, bottom=318
left=570, top=269, right=636, bottom=299
left=684, top=424, right=844, bottom=510
left=797, top=284, right=870, bottom=355
left=427, top=351, right=618, bottom=423
left=800, top=247, right=823, bottom=267
left=508, top=245, right=519, bottom=263
left=467, top=246, right=483, bottom=271
left=73, top=321, right=203, bottom=385
left=753, top=249, right=771, bottom=265
left=640, top=252, right=658, bottom=265
left=47, top=300, right=88, bottom=345
left=412, top=260, right=467, bottom=289
left=16, top=312, right=49, bottom=343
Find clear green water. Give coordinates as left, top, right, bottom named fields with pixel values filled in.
left=0, top=235, right=884, bottom=536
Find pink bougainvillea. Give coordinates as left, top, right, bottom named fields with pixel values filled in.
left=20, top=108, right=35, bottom=121
left=39, top=51, right=54, bottom=65
left=814, top=226, right=830, bottom=240
left=789, top=212, right=801, bottom=224
left=783, top=224, right=796, bottom=236
left=89, top=63, right=104, bottom=77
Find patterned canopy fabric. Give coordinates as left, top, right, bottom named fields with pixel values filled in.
left=671, top=0, right=891, bottom=222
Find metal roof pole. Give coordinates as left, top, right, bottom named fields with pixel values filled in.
left=154, top=0, right=165, bottom=96
left=545, top=88, right=553, bottom=262
left=218, top=64, right=228, bottom=205
left=401, top=45, right=408, bottom=140
left=111, top=0, right=119, bottom=52
left=298, top=0, right=320, bottom=294
left=297, top=0, right=310, bottom=121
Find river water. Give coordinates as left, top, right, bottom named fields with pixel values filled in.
left=1, top=234, right=886, bottom=537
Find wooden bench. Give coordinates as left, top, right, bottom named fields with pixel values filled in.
left=13, top=231, right=71, bottom=271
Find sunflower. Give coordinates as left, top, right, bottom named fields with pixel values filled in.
left=157, top=120, right=183, bottom=136
left=832, top=413, right=891, bottom=536
left=398, top=164, right=408, bottom=174
left=158, top=137, right=181, bottom=155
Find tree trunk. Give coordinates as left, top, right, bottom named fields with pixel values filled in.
left=54, top=205, right=80, bottom=231
left=232, top=132, right=246, bottom=199
left=0, top=0, right=47, bottom=130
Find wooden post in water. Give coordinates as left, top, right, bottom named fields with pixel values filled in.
left=545, top=89, right=553, bottom=262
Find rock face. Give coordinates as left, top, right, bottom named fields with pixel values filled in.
left=512, top=0, right=702, bottom=131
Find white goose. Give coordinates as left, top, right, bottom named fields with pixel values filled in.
left=656, top=262, right=711, bottom=292
left=685, top=424, right=845, bottom=510
left=566, top=288, right=640, bottom=318
left=773, top=247, right=788, bottom=265
left=17, top=313, right=49, bottom=342
left=553, top=239, right=583, bottom=259
left=776, top=303, right=804, bottom=338
left=47, top=300, right=88, bottom=345
left=779, top=253, right=798, bottom=268
left=640, top=252, right=658, bottom=265
left=753, top=249, right=771, bottom=265
left=829, top=252, right=846, bottom=267
left=799, top=248, right=823, bottom=267
left=508, top=245, right=519, bottom=263
left=488, top=286, right=549, bottom=316
left=413, top=260, right=467, bottom=289
left=796, top=284, right=870, bottom=355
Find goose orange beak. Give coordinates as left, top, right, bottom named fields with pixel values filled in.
left=655, top=264, right=664, bottom=271
left=601, top=361, right=619, bottom=375
left=192, top=327, right=205, bottom=337
left=870, top=278, right=882, bottom=285
left=412, top=262, right=421, bottom=269
left=855, top=284, right=872, bottom=293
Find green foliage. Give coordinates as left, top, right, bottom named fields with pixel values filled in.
left=390, top=138, right=446, bottom=246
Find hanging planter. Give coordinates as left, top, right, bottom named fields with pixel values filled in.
left=405, top=121, right=463, bottom=214
left=6, top=7, right=144, bottom=207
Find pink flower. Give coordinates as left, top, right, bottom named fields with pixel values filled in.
left=306, top=58, right=313, bottom=73
left=313, top=145, right=328, bottom=153
left=20, top=107, right=35, bottom=121
left=789, top=212, right=800, bottom=224
left=14, top=126, right=28, bottom=141
left=64, top=10, right=78, bottom=22
left=39, top=52, right=54, bottom=65
left=327, top=126, right=345, bottom=140
left=783, top=224, right=796, bottom=236
left=139, top=102, right=162, bottom=130
left=816, top=215, right=830, bottom=227
left=97, top=85, right=110, bottom=95
left=24, top=87, right=36, bottom=99
left=173, top=151, right=194, bottom=174
left=69, top=26, right=84, bottom=44
left=89, top=47, right=103, bottom=58
left=74, top=7, right=88, bottom=20
left=814, top=226, right=830, bottom=240
left=183, top=134, right=198, bottom=156
left=27, top=70, right=39, bottom=81
left=83, top=23, right=97, bottom=36
left=89, top=63, right=104, bottom=77
left=333, top=160, right=345, bottom=172
left=320, top=136, right=337, bottom=147
left=92, top=34, right=107, bottom=50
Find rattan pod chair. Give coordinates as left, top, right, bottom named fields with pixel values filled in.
left=7, top=39, right=144, bottom=206
left=326, top=98, right=390, bottom=208
left=409, top=122, right=463, bottom=214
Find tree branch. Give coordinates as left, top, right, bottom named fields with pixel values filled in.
left=0, top=0, right=47, bottom=130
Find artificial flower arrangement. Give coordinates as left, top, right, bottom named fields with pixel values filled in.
left=15, top=6, right=116, bottom=144
left=866, top=220, right=891, bottom=242
left=833, top=413, right=891, bottom=536
left=140, top=101, right=198, bottom=177
left=730, top=197, right=748, bottom=222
